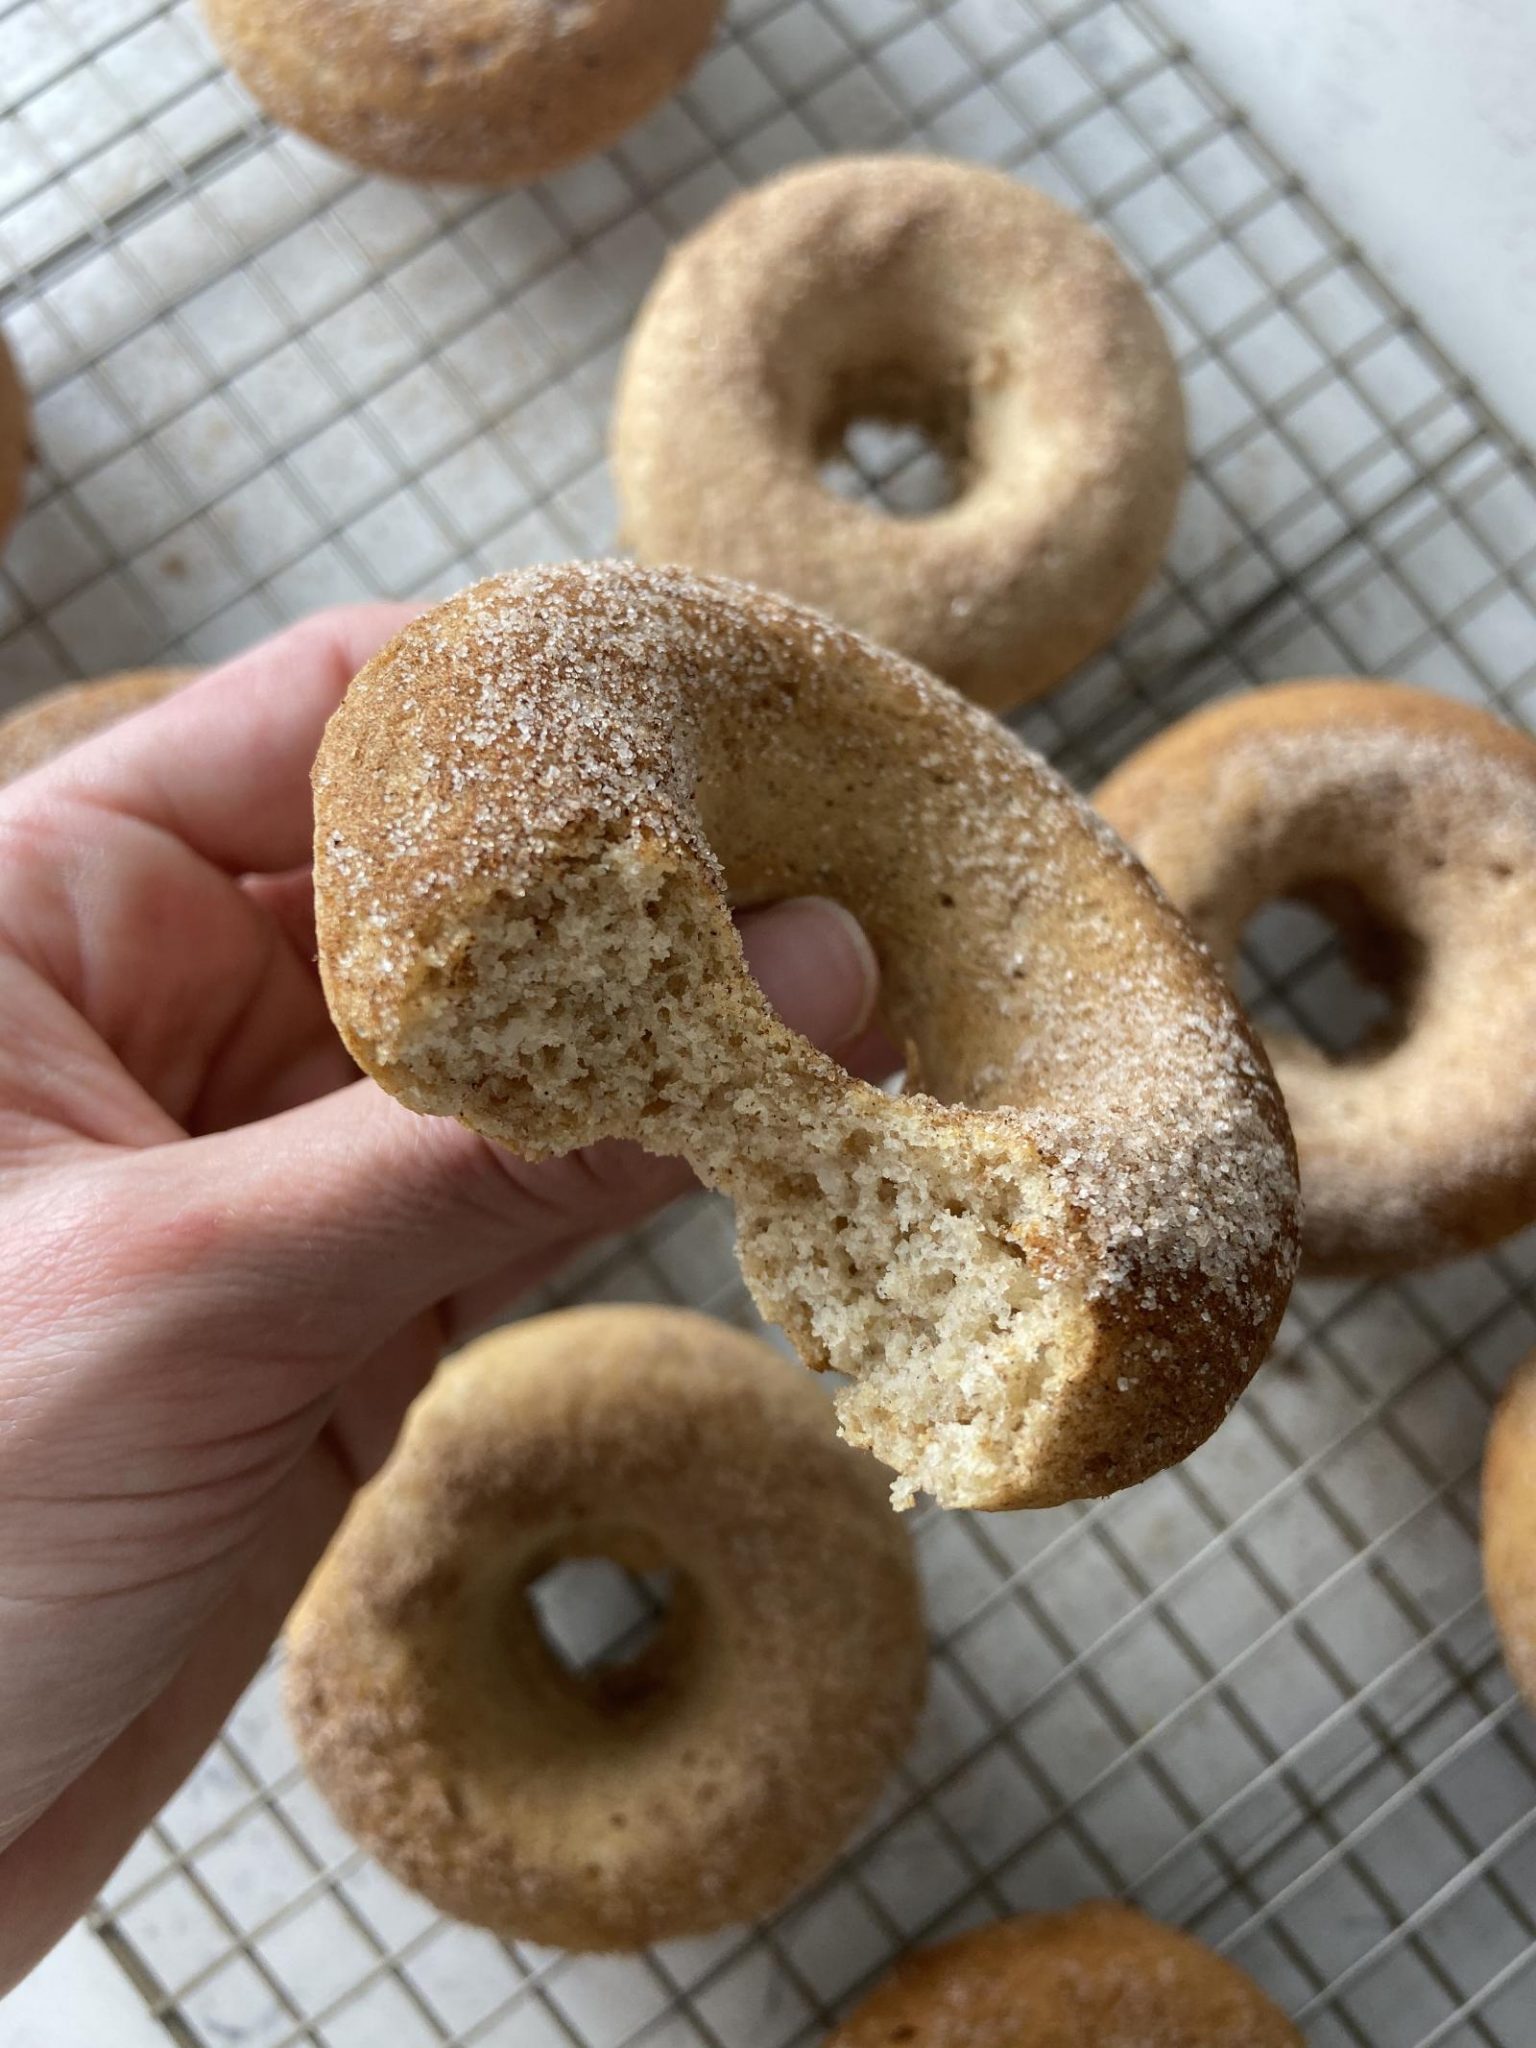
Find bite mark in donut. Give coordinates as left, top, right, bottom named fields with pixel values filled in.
left=312, top=562, right=1299, bottom=1510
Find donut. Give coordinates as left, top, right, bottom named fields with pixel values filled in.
left=825, top=1903, right=1302, bottom=2045
left=1096, top=680, right=1536, bottom=1276
left=611, top=156, right=1185, bottom=713
left=1483, top=1349, right=1536, bottom=1715
left=311, top=561, right=1298, bottom=1510
left=0, top=331, right=30, bottom=555
left=0, top=669, right=196, bottom=786
left=197, top=0, right=720, bottom=185
left=284, top=1305, right=925, bottom=1949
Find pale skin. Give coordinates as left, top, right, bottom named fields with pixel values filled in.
left=0, top=605, right=883, bottom=1988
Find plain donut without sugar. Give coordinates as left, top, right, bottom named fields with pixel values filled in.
left=285, top=1306, right=925, bottom=1949
left=198, top=0, right=720, bottom=184
left=612, top=155, right=1185, bottom=712
left=312, top=562, right=1298, bottom=1511
left=0, top=668, right=197, bottom=785
left=824, top=1903, right=1302, bottom=2046
left=1097, top=679, right=1536, bottom=1275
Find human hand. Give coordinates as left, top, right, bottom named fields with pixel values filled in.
left=0, top=605, right=882, bottom=1985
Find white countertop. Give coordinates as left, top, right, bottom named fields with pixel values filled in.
left=3, top=0, right=1532, bottom=2041
left=4, top=1925, right=164, bottom=2048
left=1157, top=0, right=1536, bottom=450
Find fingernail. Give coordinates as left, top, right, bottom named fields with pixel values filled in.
left=738, top=896, right=881, bottom=1050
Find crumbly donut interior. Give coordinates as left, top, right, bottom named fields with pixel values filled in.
left=735, top=1125, right=1079, bottom=1510
left=391, top=840, right=1084, bottom=1509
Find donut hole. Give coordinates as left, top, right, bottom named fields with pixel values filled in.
left=1237, top=882, right=1423, bottom=1061
left=815, top=363, right=966, bottom=518
left=820, top=418, right=958, bottom=518
left=522, top=1547, right=692, bottom=1716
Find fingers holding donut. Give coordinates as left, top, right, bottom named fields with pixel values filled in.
left=313, top=563, right=1298, bottom=1511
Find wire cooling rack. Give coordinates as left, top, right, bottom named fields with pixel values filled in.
left=5, top=0, right=1536, bottom=2042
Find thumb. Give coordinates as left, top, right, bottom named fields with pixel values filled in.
left=147, top=896, right=879, bottom=1361
left=731, top=894, right=878, bottom=1053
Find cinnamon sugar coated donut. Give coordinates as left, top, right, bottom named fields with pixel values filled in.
left=1097, top=680, right=1536, bottom=1275
left=612, top=156, right=1185, bottom=712
left=284, top=1306, right=925, bottom=1949
left=1483, top=1350, right=1536, bottom=1716
left=0, top=669, right=196, bottom=784
left=312, top=562, right=1298, bottom=1511
left=197, top=0, right=720, bottom=184
left=825, top=1903, right=1302, bottom=2046
left=0, top=332, right=29, bottom=555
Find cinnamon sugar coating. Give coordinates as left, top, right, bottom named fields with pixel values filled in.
left=1484, top=1350, right=1536, bottom=1719
left=0, top=332, right=29, bottom=557
left=825, top=1903, right=1301, bottom=2046
left=1098, top=679, right=1536, bottom=1274
left=312, top=561, right=1298, bottom=1510
left=0, top=669, right=196, bottom=785
left=285, top=1306, right=925, bottom=1949
left=613, top=156, right=1185, bottom=712
left=198, top=0, right=719, bottom=184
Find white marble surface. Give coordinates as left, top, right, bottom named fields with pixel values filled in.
left=2, top=0, right=1532, bottom=2041
left=1157, top=0, right=1536, bottom=449
left=3, top=1925, right=163, bottom=2047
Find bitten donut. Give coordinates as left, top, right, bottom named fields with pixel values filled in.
left=0, top=331, right=29, bottom=555
left=1097, top=680, right=1536, bottom=1275
left=285, top=1306, right=925, bottom=1949
left=1483, top=1350, right=1536, bottom=1716
left=825, top=1903, right=1302, bottom=2046
left=198, top=0, right=720, bottom=184
left=612, top=156, right=1185, bottom=713
left=0, top=669, right=196, bottom=785
left=312, top=562, right=1298, bottom=1511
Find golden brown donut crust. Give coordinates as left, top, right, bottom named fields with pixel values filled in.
left=285, top=1306, right=925, bottom=1950
left=0, top=669, right=197, bottom=785
left=1483, top=1349, right=1536, bottom=1716
left=825, top=1903, right=1302, bottom=2046
left=612, top=156, right=1185, bottom=712
left=312, top=562, right=1298, bottom=1510
left=1097, top=679, right=1536, bottom=1275
left=0, top=332, right=30, bottom=556
left=198, top=0, right=720, bottom=184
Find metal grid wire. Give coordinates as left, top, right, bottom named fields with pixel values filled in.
left=5, top=0, right=1536, bottom=2040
